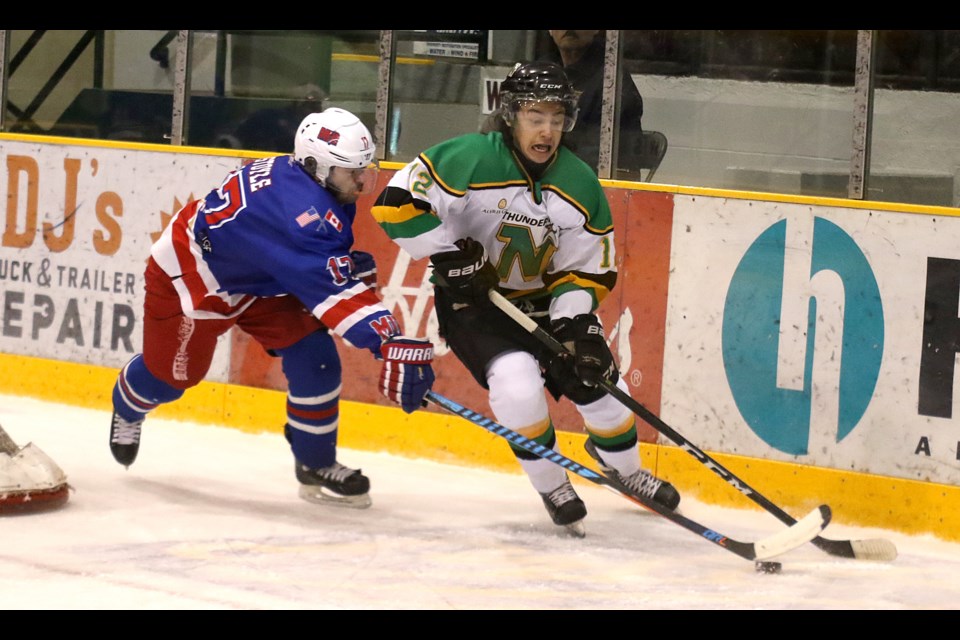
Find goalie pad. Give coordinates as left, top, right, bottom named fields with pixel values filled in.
left=0, top=426, right=70, bottom=515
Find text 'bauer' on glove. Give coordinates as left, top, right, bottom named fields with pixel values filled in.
left=429, top=237, right=499, bottom=307
left=379, top=336, right=436, bottom=413
left=350, top=250, right=378, bottom=290
left=550, top=314, right=617, bottom=387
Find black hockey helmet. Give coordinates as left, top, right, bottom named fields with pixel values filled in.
left=499, top=61, right=581, bottom=132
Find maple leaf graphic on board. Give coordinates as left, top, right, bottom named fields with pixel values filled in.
left=151, top=195, right=194, bottom=245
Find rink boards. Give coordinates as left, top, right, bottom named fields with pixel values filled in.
left=1, top=132, right=958, bottom=541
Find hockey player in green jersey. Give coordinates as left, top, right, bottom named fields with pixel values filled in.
left=372, top=61, right=679, bottom=536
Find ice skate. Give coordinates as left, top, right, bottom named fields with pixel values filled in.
left=110, top=411, right=144, bottom=468
left=585, top=439, right=680, bottom=511
left=540, top=477, right=587, bottom=538
left=296, top=461, right=372, bottom=509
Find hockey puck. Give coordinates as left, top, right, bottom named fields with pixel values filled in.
left=755, top=561, right=782, bottom=574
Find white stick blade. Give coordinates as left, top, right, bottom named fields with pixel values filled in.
left=851, top=538, right=898, bottom=562
left=753, top=505, right=831, bottom=560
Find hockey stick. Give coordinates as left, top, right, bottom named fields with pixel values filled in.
left=425, top=390, right=829, bottom=564
left=488, top=289, right=897, bottom=562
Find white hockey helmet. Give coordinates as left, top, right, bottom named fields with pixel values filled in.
left=294, top=108, right=377, bottom=188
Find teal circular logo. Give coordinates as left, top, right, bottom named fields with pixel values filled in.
left=721, top=217, right=883, bottom=455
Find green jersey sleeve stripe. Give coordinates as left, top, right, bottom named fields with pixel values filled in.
left=377, top=214, right=443, bottom=240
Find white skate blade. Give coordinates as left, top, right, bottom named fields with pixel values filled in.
left=298, top=484, right=372, bottom=509
left=563, top=520, right=586, bottom=538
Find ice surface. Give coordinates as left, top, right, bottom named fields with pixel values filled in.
left=1, top=393, right=957, bottom=610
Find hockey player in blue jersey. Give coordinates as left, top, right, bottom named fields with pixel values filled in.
left=109, top=107, right=435, bottom=508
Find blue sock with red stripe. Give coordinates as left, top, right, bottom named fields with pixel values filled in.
left=112, top=354, right=184, bottom=422
left=277, top=330, right=342, bottom=470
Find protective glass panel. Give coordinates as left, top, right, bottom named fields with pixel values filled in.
left=868, top=30, right=960, bottom=207
left=5, top=30, right=176, bottom=143
left=193, top=30, right=380, bottom=154
left=620, top=30, right=859, bottom=193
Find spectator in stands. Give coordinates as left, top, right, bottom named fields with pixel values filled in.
left=541, top=30, right=645, bottom=174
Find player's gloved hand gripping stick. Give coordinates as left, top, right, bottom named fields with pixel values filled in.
left=549, top=313, right=618, bottom=391
left=378, top=336, right=435, bottom=413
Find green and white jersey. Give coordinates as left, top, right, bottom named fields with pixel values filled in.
left=373, top=132, right=618, bottom=315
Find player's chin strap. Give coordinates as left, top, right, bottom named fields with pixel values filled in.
left=424, top=390, right=830, bottom=564
left=487, top=289, right=897, bottom=563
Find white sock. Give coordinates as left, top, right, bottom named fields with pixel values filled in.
left=518, top=456, right=569, bottom=494
left=596, top=442, right=641, bottom=477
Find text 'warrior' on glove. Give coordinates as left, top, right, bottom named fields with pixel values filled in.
left=550, top=314, right=617, bottom=388
left=429, top=237, right=498, bottom=307
left=379, top=337, right=436, bottom=413
left=350, top=250, right=378, bottom=290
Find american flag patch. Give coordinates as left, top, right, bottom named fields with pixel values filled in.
left=296, top=207, right=321, bottom=227
left=324, top=209, right=343, bottom=232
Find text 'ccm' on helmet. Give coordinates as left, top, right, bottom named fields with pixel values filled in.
left=499, top=61, right=581, bottom=132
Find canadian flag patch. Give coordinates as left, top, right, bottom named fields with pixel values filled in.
left=324, top=209, right=343, bottom=232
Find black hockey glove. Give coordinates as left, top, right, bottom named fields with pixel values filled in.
left=430, top=237, right=499, bottom=307
left=550, top=314, right=616, bottom=388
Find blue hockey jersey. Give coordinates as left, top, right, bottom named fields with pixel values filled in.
left=151, top=155, right=398, bottom=355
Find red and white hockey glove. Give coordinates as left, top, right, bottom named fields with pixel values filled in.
left=379, top=336, right=436, bottom=413
left=350, top=250, right=378, bottom=290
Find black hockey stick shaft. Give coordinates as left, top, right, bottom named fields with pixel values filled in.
left=425, top=390, right=829, bottom=563
left=487, top=290, right=895, bottom=561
